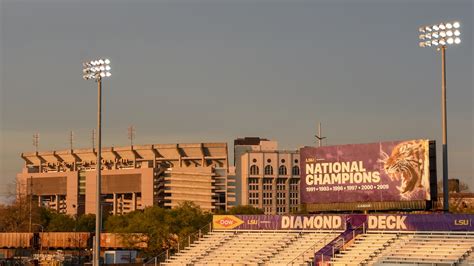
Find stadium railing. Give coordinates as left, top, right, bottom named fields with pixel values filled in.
left=287, top=229, right=340, bottom=265
left=143, top=222, right=212, bottom=266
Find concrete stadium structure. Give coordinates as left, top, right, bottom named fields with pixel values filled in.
left=17, top=143, right=235, bottom=215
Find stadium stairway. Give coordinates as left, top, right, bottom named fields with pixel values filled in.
left=328, top=232, right=400, bottom=266
left=264, top=231, right=339, bottom=265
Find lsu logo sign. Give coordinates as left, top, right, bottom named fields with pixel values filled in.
left=454, top=219, right=471, bottom=226
left=213, top=215, right=244, bottom=230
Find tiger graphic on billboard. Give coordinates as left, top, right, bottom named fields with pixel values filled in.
left=380, top=140, right=430, bottom=200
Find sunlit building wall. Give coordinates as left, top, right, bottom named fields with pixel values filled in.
left=17, top=143, right=233, bottom=215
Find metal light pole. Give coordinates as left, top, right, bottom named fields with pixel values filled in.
left=315, top=122, right=326, bottom=147
left=83, top=58, right=111, bottom=266
left=419, top=21, right=461, bottom=212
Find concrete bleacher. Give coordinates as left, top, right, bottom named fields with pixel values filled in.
left=372, top=232, right=474, bottom=265
left=162, top=231, right=236, bottom=265
left=163, top=230, right=339, bottom=266
left=329, top=232, right=399, bottom=265
left=193, top=231, right=299, bottom=265
left=327, top=231, right=474, bottom=266
left=163, top=230, right=474, bottom=266
left=266, top=231, right=339, bottom=265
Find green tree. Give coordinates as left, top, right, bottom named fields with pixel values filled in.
left=227, top=205, right=264, bottom=215
left=46, top=212, right=75, bottom=232
left=0, top=196, right=43, bottom=232
left=170, top=202, right=212, bottom=238
left=76, top=214, right=96, bottom=232
left=104, top=201, right=212, bottom=256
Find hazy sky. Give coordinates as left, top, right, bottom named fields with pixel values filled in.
left=0, top=0, right=472, bottom=200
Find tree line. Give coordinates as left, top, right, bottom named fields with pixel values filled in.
left=0, top=196, right=263, bottom=256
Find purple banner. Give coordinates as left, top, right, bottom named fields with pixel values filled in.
left=213, top=214, right=474, bottom=231
left=300, top=139, right=431, bottom=204
left=367, top=214, right=474, bottom=231
left=213, top=215, right=346, bottom=230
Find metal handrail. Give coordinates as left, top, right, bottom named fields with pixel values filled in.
left=143, top=222, right=212, bottom=266
left=176, top=222, right=213, bottom=252
left=287, top=223, right=367, bottom=266
left=286, top=230, right=337, bottom=266
left=143, top=250, right=167, bottom=266
left=186, top=231, right=237, bottom=264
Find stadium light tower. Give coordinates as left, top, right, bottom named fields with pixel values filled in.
left=83, top=58, right=111, bottom=265
left=419, top=21, right=461, bottom=212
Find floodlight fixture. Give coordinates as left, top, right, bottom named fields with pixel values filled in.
left=83, top=58, right=111, bottom=80
left=418, top=21, right=461, bottom=49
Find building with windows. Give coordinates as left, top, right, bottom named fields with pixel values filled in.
left=234, top=137, right=300, bottom=214
left=17, top=142, right=234, bottom=216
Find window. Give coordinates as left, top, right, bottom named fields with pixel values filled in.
left=263, top=178, right=273, bottom=191
left=279, top=165, right=287, bottom=175
left=290, top=178, right=299, bottom=191
left=292, top=166, right=300, bottom=176
left=277, top=206, right=286, bottom=214
left=248, top=178, right=259, bottom=191
left=290, top=190, right=299, bottom=205
left=264, top=207, right=272, bottom=214
left=263, top=192, right=272, bottom=205
left=277, top=192, right=286, bottom=205
left=250, top=165, right=259, bottom=175
left=264, top=165, right=273, bottom=175
left=249, top=192, right=259, bottom=205
left=290, top=206, right=299, bottom=213
left=276, top=179, right=286, bottom=191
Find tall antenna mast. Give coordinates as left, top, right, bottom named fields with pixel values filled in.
left=315, top=122, right=326, bottom=147
left=69, top=131, right=74, bottom=150
left=92, top=129, right=96, bottom=149
left=33, top=133, right=39, bottom=152
left=128, top=125, right=135, bottom=146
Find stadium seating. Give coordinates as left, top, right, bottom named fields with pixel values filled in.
left=163, top=230, right=340, bottom=266
left=373, top=232, right=474, bottom=265
left=162, top=231, right=236, bottom=265
left=164, top=231, right=474, bottom=266
left=328, top=231, right=474, bottom=266
left=266, top=232, right=338, bottom=265
left=193, top=231, right=299, bottom=265
left=329, top=232, right=399, bottom=265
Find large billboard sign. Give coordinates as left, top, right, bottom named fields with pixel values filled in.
left=300, top=139, right=431, bottom=204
